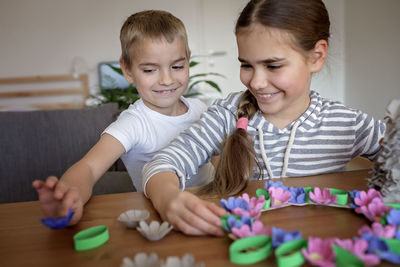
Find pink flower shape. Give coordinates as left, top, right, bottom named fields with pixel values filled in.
left=268, top=187, right=291, bottom=207
left=334, top=238, right=380, bottom=266
left=309, top=187, right=337, bottom=205
left=358, top=222, right=396, bottom=239
left=302, top=237, right=335, bottom=267
left=231, top=194, right=265, bottom=219
left=231, top=220, right=271, bottom=238
left=354, top=189, right=382, bottom=207
left=355, top=197, right=392, bottom=222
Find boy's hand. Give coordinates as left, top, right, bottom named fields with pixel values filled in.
left=156, top=189, right=226, bottom=236
left=32, top=176, right=83, bottom=225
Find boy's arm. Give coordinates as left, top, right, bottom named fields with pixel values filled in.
left=32, top=133, right=125, bottom=224
left=146, top=171, right=225, bottom=236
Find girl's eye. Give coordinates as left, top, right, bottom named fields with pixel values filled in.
left=267, top=65, right=282, bottom=70
left=143, top=69, right=155, bottom=73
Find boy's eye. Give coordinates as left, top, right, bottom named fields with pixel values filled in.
left=143, top=69, right=155, bottom=73
left=240, top=64, right=252, bottom=69
left=172, top=65, right=184, bottom=70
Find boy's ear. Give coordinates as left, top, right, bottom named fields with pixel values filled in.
left=309, top=40, right=328, bottom=73
left=119, top=58, right=135, bottom=84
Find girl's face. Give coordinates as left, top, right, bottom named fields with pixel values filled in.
left=237, top=24, right=324, bottom=128
left=121, top=37, right=189, bottom=116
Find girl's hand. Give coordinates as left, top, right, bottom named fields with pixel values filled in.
left=32, top=176, right=83, bottom=225
left=156, top=189, right=226, bottom=236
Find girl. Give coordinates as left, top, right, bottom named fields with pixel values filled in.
left=143, top=0, right=385, bottom=236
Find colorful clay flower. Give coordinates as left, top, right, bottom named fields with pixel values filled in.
left=355, top=197, right=392, bottom=222
left=334, top=238, right=380, bottom=266
left=265, top=180, right=288, bottom=191
left=231, top=220, right=271, bottom=238
left=223, top=214, right=252, bottom=232
left=40, top=208, right=75, bottom=229
left=268, top=187, right=291, bottom=208
left=386, top=209, right=400, bottom=239
left=354, top=189, right=382, bottom=207
left=288, top=186, right=306, bottom=204
left=232, top=194, right=265, bottom=219
left=348, top=190, right=361, bottom=208
left=358, top=222, right=396, bottom=239
left=271, top=227, right=301, bottom=248
left=302, top=237, right=335, bottom=267
left=362, top=235, right=400, bottom=264
left=220, top=196, right=248, bottom=212
left=309, top=187, right=337, bottom=205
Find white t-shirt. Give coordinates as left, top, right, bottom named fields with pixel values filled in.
left=103, top=97, right=214, bottom=190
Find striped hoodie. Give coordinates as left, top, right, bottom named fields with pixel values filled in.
left=142, top=90, right=385, bottom=195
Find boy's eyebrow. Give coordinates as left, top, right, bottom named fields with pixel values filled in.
left=138, top=57, right=186, bottom=67
left=238, top=57, right=285, bottom=64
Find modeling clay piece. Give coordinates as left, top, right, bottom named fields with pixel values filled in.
left=121, top=252, right=204, bottom=267
left=40, top=208, right=75, bottom=229
left=136, top=220, right=173, bottom=241
left=118, top=209, right=150, bottom=228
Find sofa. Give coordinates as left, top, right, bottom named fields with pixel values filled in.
left=0, top=103, right=135, bottom=203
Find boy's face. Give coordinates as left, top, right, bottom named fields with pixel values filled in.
left=121, top=37, right=189, bottom=116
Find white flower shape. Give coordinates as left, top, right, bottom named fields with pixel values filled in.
left=121, top=252, right=161, bottom=267
left=118, top=209, right=150, bottom=229
left=163, top=254, right=205, bottom=267
left=136, top=221, right=173, bottom=241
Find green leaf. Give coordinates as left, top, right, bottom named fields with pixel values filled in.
left=106, top=64, right=124, bottom=76
left=189, top=61, right=200, bottom=68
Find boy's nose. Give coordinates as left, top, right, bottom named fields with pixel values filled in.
left=159, top=70, right=174, bottom=86
left=250, top=70, right=268, bottom=90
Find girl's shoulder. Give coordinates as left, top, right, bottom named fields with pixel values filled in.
left=212, top=91, right=245, bottom=113
left=311, top=91, right=365, bottom=118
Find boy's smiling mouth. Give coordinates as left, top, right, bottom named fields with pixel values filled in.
left=153, top=88, right=178, bottom=95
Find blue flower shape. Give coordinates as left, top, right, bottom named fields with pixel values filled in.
left=288, top=187, right=306, bottom=204
left=362, top=234, right=400, bottom=263
left=348, top=190, right=361, bottom=208
left=387, top=209, right=400, bottom=227
left=265, top=180, right=288, bottom=192
left=224, top=214, right=252, bottom=232
left=40, top=208, right=75, bottom=230
left=271, top=227, right=302, bottom=248
left=220, top=196, right=248, bottom=212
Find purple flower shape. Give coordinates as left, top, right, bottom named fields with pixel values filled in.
left=220, top=196, right=248, bottom=213
left=40, top=208, right=75, bottom=229
left=362, top=234, right=400, bottom=264
left=387, top=209, right=400, bottom=227
left=264, top=180, right=288, bottom=191
left=309, top=187, right=337, bottom=205
left=355, top=197, right=392, bottom=222
left=348, top=190, right=361, bottom=208
left=334, top=238, right=380, bottom=266
left=231, top=220, right=271, bottom=238
left=223, top=214, right=252, bottom=232
left=358, top=222, right=396, bottom=239
left=302, top=237, right=335, bottom=267
left=271, top=227, right=302, bottom=248
left=288, top=186, right=306, bottom=204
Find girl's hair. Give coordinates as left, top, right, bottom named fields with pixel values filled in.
left=204, top=0, right=330, bottom=196
left=120, top=10, right=190, bottom=68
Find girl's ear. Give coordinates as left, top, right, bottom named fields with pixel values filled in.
left=309, top=40, right=328, bottom=73
left=120, top=58, right=135, bottom=84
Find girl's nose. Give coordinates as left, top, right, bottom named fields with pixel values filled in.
left=250, top=70, right=268, bottom=90
left=159, top=70, right=173, bottom=86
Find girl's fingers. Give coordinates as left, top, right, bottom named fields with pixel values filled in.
left=32, top=180, right=45, bottom=190
left=61, top=189, right=81, bottom=215
left=53, top=180, right=69, bottom=200
left=44, top=176, right=59, bottom=189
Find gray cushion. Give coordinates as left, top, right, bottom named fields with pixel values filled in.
left=93, top=171, right=135, bottom=195
left=0, top=103, right=133, bottom=203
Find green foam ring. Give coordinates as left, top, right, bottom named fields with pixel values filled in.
left=256, top=188, right=271, bottom=209
left=381, top=238, right=400, bottom=254
left=275, top=238, right=308, bottom=267
left=333, top=244, right=366, bottom=267
left=229, top=235, right=272, bottom=265
left=73, top=225, right=109, bottom=251
left=328, top=188, right=348, bottom=205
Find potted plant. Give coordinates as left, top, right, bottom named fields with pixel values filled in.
left=92, top=61, right=224, bottom=111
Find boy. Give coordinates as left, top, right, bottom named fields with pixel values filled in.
left=32, top=10, right=214, bottom=225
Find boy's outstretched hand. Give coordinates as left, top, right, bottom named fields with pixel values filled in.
left=32, top=176, right=83, bottom=226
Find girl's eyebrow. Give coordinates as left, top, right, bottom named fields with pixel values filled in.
left=238, top=57, right=285, bottom=64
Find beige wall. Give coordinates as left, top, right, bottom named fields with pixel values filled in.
left=345, top=0, right=400, bottom=119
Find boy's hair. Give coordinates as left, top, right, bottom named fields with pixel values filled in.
left=120, top=10, right=190, bottom=68
left=204, top=0, right=331, bottom=196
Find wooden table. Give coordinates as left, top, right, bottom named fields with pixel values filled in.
left=0, top=170, right=395, bottom=266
